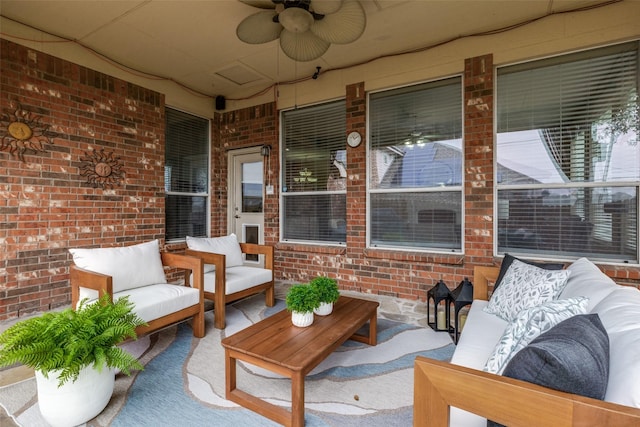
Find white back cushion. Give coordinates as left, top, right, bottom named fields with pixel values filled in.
left=69, top=239, right=167, bottom=293
left=591, top=287, right=640, bottom=408
left=186, top=234, right=244, bottom=268
left=560, top=257, right=620, bottom=311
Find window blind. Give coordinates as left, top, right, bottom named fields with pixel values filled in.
left=165, top=108, right=209, bottom=241
left=281, top=100, right=347, bottom=243
left=368, top=77, right=463, bottom=252
left=496, top=41, right=639, bottom=262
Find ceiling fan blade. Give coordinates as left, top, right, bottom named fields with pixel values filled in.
left=237, top=0, right=276, bottom=9
left=310, top=0, right=343, bottom=15
left=236, top=11, right=282, bottom=44
left=279, top=29, right=330, bottom=61
left=310, top=0, right=365, bottom=44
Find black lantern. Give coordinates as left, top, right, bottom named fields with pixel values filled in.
left=427, top=280, right=451, bottom=332
left=449, top=277, right=474, bottom=343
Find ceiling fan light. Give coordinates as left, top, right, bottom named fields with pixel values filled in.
left=310, top=0, right=365, bottom=44
left=311, top=0, right=343, bottom=15
left=279, top=7, right=314, bottom=34
left=237, top=11, right=283, bottom=44
left=280, top=29, right=330, bottom=61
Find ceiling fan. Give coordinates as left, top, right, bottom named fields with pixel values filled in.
left=236, top=0, right=366, bottom=62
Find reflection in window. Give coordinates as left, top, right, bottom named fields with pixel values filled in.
left=281, top=100, right=346, bottom=244
left=369, top=77, right=463, bottom=251
left=497, top=41, right=639, bottom=262
left=165, top=108, right=209, bottom=241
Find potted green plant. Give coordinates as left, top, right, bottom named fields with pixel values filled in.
left=0, top=294, right=146, bottom=427
left=285, top=283, right=320, bottom=327
left=310, top=276, right=340, bottom=316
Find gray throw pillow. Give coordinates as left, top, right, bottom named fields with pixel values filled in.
left=487, top=314, right=609, bottom=427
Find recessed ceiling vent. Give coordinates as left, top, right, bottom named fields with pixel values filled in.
left=214, top=63, right=266, bottom=86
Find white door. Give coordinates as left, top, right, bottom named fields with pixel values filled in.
left=228, top=148, right=264, bottom=264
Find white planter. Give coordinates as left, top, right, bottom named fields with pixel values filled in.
left=291, top=311, right=314, bottom=327
left=36, top=364, right=115, bottom=427
left=314, top=302, right=334, bottom=316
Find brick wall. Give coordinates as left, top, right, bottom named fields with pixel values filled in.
left=220, top=55, right=640, bottom=300
left=2, top=40, right=638, bottom=321
left=1, top=40, right=166, bottom=320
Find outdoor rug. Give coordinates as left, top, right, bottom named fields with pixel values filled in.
left=0, top=295, right=455, bottom=426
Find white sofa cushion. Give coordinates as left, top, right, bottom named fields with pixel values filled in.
left=560, top=257, right=619, bottom=311
left=78, top=283, right=200, bottom=323
left=451, top=300, right=508, bottom=370
left=196, top=266, right=273, bottom=295
left=186, top=234, right=244, bottom=270
left=450, top=301, right=508, bottom=427
left=591, top=286, right=640, bottom=408
left=69, top=240, right=167, bottom=293
left=484, top=297, right=589, bottom=375
left=484, top=259, right=571, bottom=321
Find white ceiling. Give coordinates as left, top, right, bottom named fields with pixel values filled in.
left=0, top=0, right=614, bottom=102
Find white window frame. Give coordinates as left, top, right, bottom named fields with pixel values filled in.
left=164, top=107, right=210, bottom=242
left=366, top=76, right=465, bottom=253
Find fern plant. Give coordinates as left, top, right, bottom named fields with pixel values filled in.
left=0, top=294, right=147, bottom=386
left=310, top=276, right=340, bottom=304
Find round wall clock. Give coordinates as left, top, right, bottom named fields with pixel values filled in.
left=347, top=131, right=362, bottom=147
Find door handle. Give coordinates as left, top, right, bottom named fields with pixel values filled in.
left=234, top=215, right=241, bottom=219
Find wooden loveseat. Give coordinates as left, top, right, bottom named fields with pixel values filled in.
left=69, top=239, right=205, bottom=338
left=414, top=261, right=640, bottom=426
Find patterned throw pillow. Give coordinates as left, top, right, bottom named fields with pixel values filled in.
left=493, top=253, right=565, bottom=293
left=483, top=259, right=571, bottom=321
left=484, top=297, right=589, bottom=375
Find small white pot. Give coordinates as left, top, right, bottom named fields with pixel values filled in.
left=314, top=302, right=334, bottom=316
left=36, top=364, right=115, bottom=427
left=291, top=311, right=314, bottom=327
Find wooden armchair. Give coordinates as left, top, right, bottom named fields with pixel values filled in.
left=185, top=242, right=275, bottom=329
left=70, top=241, right=205, bottom=338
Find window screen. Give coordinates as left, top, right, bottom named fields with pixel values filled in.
left=369, top=77, right=463, bottom=251
left=497, top=41, right=639, bottom=262
left=165, top=108, right=209, bottom=241
left=281, top=101, right=346, bottom=244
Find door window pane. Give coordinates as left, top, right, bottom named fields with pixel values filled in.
left=242, top=161, right=263, bottom=213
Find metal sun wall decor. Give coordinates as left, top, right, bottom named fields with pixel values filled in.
left=80, top=148, right=125, bottom=189
left=0, top=99, right=57, bottom=162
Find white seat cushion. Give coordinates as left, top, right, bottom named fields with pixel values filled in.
left=197, top=266, right=272, bottom=295
left=78, top=283, right=200, bottom=323
left=450, top=300, right=508, bottom=427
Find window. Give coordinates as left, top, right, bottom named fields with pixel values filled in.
left=497, top=41, right=639, bottom=262
left=368, top=77, right=463, bottom=251
left=165, top=108, right=209, bottom=241
left=281, top=101, right=346, bottom=244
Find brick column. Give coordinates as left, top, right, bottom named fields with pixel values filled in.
left=345, top=82, right=366, bottom=255
left=464, top=54, right=495, bottom=266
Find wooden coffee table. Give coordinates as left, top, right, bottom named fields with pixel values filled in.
left=222, top=295, right=379, bottom=427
